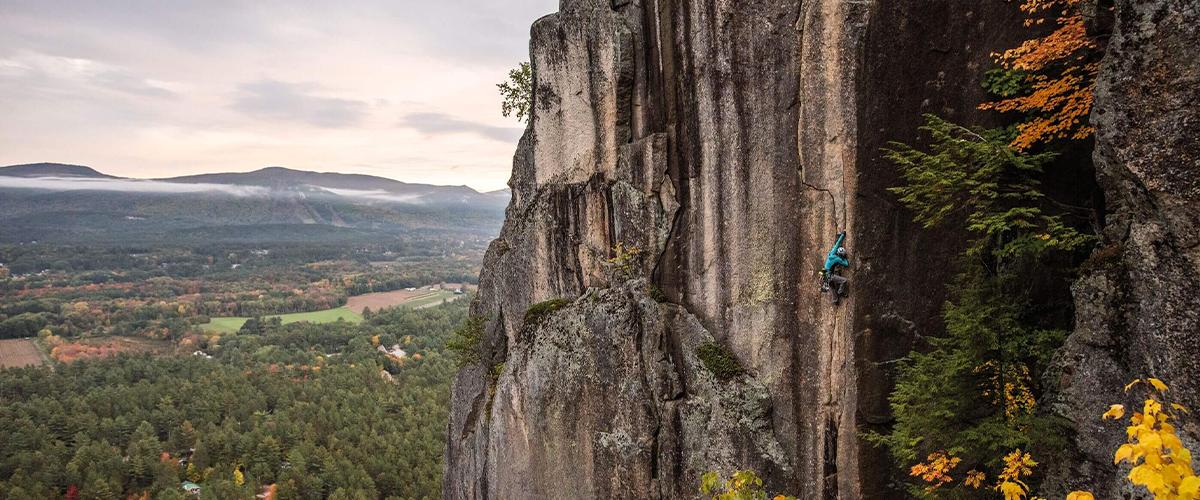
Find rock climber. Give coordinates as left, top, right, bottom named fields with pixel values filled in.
left=820, top=231, right=849, bottom=304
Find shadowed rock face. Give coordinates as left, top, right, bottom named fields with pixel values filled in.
left=441, top=0, right=1193, bottom=498
left=1041, top=1, right=1200, bottom=497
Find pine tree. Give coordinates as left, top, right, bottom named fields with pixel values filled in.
left=871, top=114, right=1094, bottom=497
left=80, top=479, right=117, bottom=500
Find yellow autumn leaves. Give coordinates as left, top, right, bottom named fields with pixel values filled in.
left=908, top=378, right=1196, bottom=500
left=1074, top=378, right=1198, bottom=500
left=996, top=450, right=1039, bottom=500
left=699, top=470, right=796, bottom=500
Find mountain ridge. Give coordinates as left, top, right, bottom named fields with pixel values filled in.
left=0, top=163, right=119, bottom=179
left=1, top=163, right=494, bottom=195
left=0, top=162, right=509, bottom=244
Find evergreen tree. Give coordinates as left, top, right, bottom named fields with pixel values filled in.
left=80, top=478, right=117, bottom=500
left=871, top=115, right=1095, bottom=498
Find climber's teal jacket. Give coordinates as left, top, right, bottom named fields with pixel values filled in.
left=824, top=232, right=848, bottom=271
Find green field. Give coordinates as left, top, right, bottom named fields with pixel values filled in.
left=201, top=307, right=364, bottom=334
left=403, top=290, right=461, bottom=309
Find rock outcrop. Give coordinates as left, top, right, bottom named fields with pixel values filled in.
left=1042, top=0, right=1200, bottom=497
left=443, top=0, right=1197, bottom=498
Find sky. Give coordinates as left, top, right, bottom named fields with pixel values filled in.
left=0, top=0, right=558, bottom=191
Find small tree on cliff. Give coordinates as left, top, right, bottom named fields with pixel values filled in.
left=870, top=115, right=1094, bottom=498
left=498, top=62, right=532, bottom=123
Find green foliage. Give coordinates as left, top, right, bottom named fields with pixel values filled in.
left=648, top=285, right=667, bottom=303
left=700, top=470, right=796, bottom=500
left=237, top=316, right=282, bottom=336
left=446, top=314, right=491, bottom=366
left=866, top=268, right=1069, bottom=498
left=497, top=62, right=533, bottom=123
left=523, top=299, right=570, bottom=327
left=884, top=115, right=1092, bottom=260
left=0, top=312, right=48, bottom=339
left=0, top=297, right=472, bottom=499
left=876, top=114, right=1093, bottom=498
left=695, top=343, right=743, bottom=381
left=982, top=68, right=1030, bottom=99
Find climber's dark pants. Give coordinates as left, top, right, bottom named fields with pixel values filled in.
left=828, top=274, right=847, bottom=304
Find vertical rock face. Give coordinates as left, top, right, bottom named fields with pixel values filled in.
left=442, top=0, right=1111, bottom=498
left=1042, top=0, right=1200, bottom=497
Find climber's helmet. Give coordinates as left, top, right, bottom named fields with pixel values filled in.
left=836, top=247, right=847, bottom=258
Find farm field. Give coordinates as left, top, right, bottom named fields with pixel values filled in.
left=345, top=286, right=471, bottom=313
left=202, top=284, right=474, bottom=333
left=0, top=338, right=46, bottom=368
left=202, top=307, right=364, bottom=334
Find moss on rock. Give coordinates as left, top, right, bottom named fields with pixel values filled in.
left=695, top=342, right=743, bottom=380
left=648, top=285, right=668, bottom=303
left=524, top=298, right=570, bottom=326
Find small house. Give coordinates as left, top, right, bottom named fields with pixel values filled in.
left=377, top=344, right=407, bottom=358
left=182, top=481, right=201, bottom=495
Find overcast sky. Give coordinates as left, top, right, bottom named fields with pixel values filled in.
left=0, top=0, right=558, bottom=191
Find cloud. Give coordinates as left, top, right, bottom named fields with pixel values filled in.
left=94, top=70, right=177, bottom=98
left=0, top=51, right=177, bottom=98
left=231, top=80, right=371, bottom=128
left=0, top=176, right=269, bottom=196
left=399, top=112, right=524, bottom=143
left=319, top=187, right=427, bottom=204
left=0, top=0, right=558, bottom=191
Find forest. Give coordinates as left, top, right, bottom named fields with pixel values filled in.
left=0, top=295, right=469, bottom=500
left=0, top=219, right=488, bottom=500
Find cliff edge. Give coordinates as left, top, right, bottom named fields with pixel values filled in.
left=442, top=0, right=1199, bottom=498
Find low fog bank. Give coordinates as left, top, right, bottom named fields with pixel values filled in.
left=0, top=176, right=270, bottom=196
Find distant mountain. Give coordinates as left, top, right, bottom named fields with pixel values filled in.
left=0, top=163, right=119, bottom=179
left=158, top=167, right=497, bottom=206
left=0, top=163, right=509, bottom=244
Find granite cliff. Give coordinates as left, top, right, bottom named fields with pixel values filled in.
left=443, top=0, right=1199, bottom=498
left=1042, top=0, right=1199, bottom=497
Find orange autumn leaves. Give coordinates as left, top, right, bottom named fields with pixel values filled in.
left=908, top=450, right=1034, bottom=499
left=982, top=0, right=1099, bottom=150
left=911, top=452, right=962, bottom=492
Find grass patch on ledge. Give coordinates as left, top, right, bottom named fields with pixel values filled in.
left=524, top=298, right=570, bottom=327
left=695, top=342, right=743, bottom=380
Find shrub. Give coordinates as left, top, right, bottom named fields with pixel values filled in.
left=695, top=342, right=742, bottom=380
left=607, top=242, right=644, bottom=277
left=486, top=362, right=506, bottom=416
left=523, top=299, right=569, bottom=326
left=648, top=285, right=667, bottom=303
left=1078, top=243, right=1124, bottom=276
left=446, top=314, right=490, bottom=366
left=700, top=470, right=796, bottom=500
